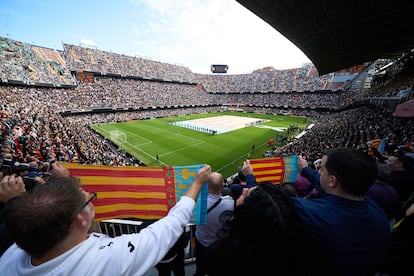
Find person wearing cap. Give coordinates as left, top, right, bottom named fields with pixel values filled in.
left=313, top=158, right=322, bottom=171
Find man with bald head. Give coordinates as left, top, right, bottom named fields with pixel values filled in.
left=194, top=171, right=234, bottom=275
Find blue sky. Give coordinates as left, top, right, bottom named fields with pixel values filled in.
left=0, top=0, right=311, bottom=74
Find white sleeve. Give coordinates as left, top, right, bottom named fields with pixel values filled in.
left=114, top=196, right=195, bottom=275
left=0, top=197, right=196, bottom=276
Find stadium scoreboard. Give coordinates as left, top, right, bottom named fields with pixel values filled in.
left=211, top=64, right=228, bottom=74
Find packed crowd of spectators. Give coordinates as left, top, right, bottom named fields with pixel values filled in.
left=2, top=32, right=414, bottom=276
left=58, top=75, right=357, bottom=111
left=274, top=105, right=414, bottom=162
left=2, top=36, right=347, bottom=92
left=0, top=35, right=413, bottom=176
left=62, top=43, right=195, bottom=83
left=0, top=37, right=76, bottom=86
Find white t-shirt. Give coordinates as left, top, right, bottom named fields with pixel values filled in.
left=0, top=196, right=195, bottom=276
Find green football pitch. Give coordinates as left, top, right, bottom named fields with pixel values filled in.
left=92, top=112, right=310, bottom=179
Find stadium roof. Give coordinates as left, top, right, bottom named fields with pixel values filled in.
left=237, top=0, right=414, bottom=75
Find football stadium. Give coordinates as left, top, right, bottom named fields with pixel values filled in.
left=1, top=1, right=414, bottom=275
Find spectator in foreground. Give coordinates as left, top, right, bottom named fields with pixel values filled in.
left=229, top=160, right=257, bottom=201
left=155, top=228, right=189, bottom=276
left=0, top=173, right=26, bottom=256
left=194, top=172, right=234, bottom=276
left=0, top=163, right=211, bottom=275
left=372, top=195, right=414, bottom=275
left=366, top=163, right=399, bottom=221
left=205, top=181, right=306, bottom=276
left=384, top=153, right=414, bottom=207
left=296, top=155, right=324, bottom=198
left=292, top=148, right=391, bottom=276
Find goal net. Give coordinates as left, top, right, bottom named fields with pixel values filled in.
left=110, top=130, right=127, bottom=144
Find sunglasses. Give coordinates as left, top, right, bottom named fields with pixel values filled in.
left=80, top=191, right=97, bottom=211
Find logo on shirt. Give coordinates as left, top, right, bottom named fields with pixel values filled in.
left=99, top=242, right=113, bottom=249
left=128, top=241, right=135, bottom=252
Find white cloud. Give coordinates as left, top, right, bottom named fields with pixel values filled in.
left=129, top=0, right=310, bottom=74
left=0, top=0, right=311, bottom=74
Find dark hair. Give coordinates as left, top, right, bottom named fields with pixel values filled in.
left=232, top=182, right=303, bottom=236
left=237, top=170, right=246, bottom=182
left=281, top=183, right=299, bottom=197
left=5, top=176, right=85, bottom=259
left=325, top=148, right=378, bottom=196
left=376, top=163, right=391, bottom=182
left=209, top=182, right=306, bottom=275
left=397, top=154, right=414, bottom=171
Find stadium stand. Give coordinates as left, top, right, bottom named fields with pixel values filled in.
left=0, top=35, right=413, bottom=170
left=1, top=30, right=414, bottom=276
left=2, top=3, right=414, bottom=274
left=236, top=0, right=414, bottom=75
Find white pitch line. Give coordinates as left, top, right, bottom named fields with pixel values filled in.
left=160, top=141, right=205, bottom=157
left=216, top=140, right=269, bottom=173
left=123, top=130, right=153, bottom=146
left=115, top=123, right=204, bottom=165
left=255, top=125, right=287, bottom=132
left=123, top=140, right=169, bottom=166
left=130, top=122, right=203, bottom=144
left=97, top=125, right=167, bottom=165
